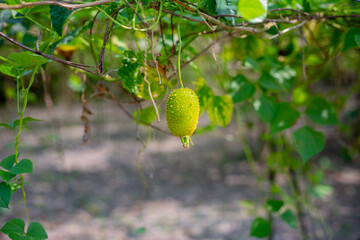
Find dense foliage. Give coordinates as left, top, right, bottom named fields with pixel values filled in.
left=0, top=0, right=359, bottom=239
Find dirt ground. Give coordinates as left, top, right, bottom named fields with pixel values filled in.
left=0, top=102, right=359, bottom=240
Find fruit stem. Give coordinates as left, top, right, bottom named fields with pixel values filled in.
left=181, top=136, right=194, bottom=148
left=177, top=5, right=184, bottom=88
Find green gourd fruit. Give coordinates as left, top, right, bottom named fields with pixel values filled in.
left=166, top=88, right=200, bottom=148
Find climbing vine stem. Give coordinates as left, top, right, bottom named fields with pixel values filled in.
left=95, top=0, right=163, bottom=32
left=14, top=66, right=39, bottom=223
left=177, top=5, right=184, bottom=88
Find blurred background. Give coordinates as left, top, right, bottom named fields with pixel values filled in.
left=0, top=100, right=359, bottom=240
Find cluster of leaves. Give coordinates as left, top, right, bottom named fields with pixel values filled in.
left=0, top=52, right=50, bottom=239
left=1, top=219, right=47, bottom=240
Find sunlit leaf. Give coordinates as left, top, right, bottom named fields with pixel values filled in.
left=195, top=78, right=214, bottom=115
left=133, top=106, right=159, bottom=125
left=68, top=74, right=83, bottom=93
left=8, top=52, right=50, bottom=68
left=238, top=0, right=267, bottom=21
left=208, top=95, right=234, bottom=127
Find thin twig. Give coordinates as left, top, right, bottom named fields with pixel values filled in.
left=124, top=0, right=149, bottom=28
left=106, top=92, right=169, bottom=134
left=144, top=32, right=161, bottom=123
left=181, top=28, right=225, bottom=39
left=159, top=18, right=176, bottom=73
left=162, top=9, right=206, bottom=23
left=98, top=6, right=125, bottom=74
left=168, top=34, right=231, bottom=79
left=268, top=8, right=319, bottom=18
left=0, top=0, right=116, bottom=10
left=89, top=11, right=100, bottom=65
left=0, top=31, right=97, bottom=74
left=199, top=14, right=219, bottom=71
left=268, top=20, right=308, bottom=39
left=36, top=31, right=42, bottom=52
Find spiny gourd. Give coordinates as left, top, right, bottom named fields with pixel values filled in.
left=166, top=88, right=200, bottom=148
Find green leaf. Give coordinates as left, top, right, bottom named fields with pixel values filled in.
left=21, top=117, right=42, bottom=125
left=250, top=217, right=271, bottom=238
left=281, top=209, right=298, bottom=229
left=8, top=233, right=31, bottom=240
left=0, top=10, right=12, bottom=25
left=1, top=218, right=25, bottom=235
left=118, top=50, right=145, bottom=95
left=292, top=87, right=309, bottom=106
left=0, top=182, right=12, bottom=208
left=270, top=102, right=299, bottom=133
left=0, top=65, right=33, bottom=78
left=238, top=0, right=266, bottom=21
left=258, top=72, right=282, bottom=91
left=303, top=0, right=311, bottom=12
left=67, top=74, right=83, bottom=93
left=266, top=199, right=284, bottom=212
left=0, top=122, right=13, bottom=129
left=195, top=78, right=214, bottom=115
left=355, top=34, right=360, bottom=47
left=133, top=227, right=146, bottom=235
left=208, top=95, right=234, bottom=127
left=27, top=222, right=48, bottom=240
left=1, top=154, right=17, bottom=170
left=311, top=184, right=333, bottom=198
left=253, top=94, right=276, bottom=123
left=254, top=95, right=299, bottom=133
left=2, top=117, right=42, bottom=130
left=231, top=76, right=255, bottom=103
left=243, top=56, right=260, bottom=71
left=196, top=124, right=217, bottom=135
left=8, top=52, right=50, bottom=68
left=50, top=5, right=72, bottom=36
left=269, top=66, right=296, bottom=91
left=343, top=27, right=360, bottom=52
left=216, top=0, right=237, bottom=24
left=50, top=21, right=92, bottom=53
left=10, top=159, right=33, bottom=175
left=200, top=0, right=216, bottom=15
left=0, top=64, right=19, bottom=77
left=136, top=66, right=167, bottom=101
left=293, top=126, right=325, bottom=162
left=133, top=106, right=158, bottom=125
left=305, top=97, right=338, bottom=125
left=0, top=170, right=15, bottom=183
left=5, top=0, right=30, bottom=15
